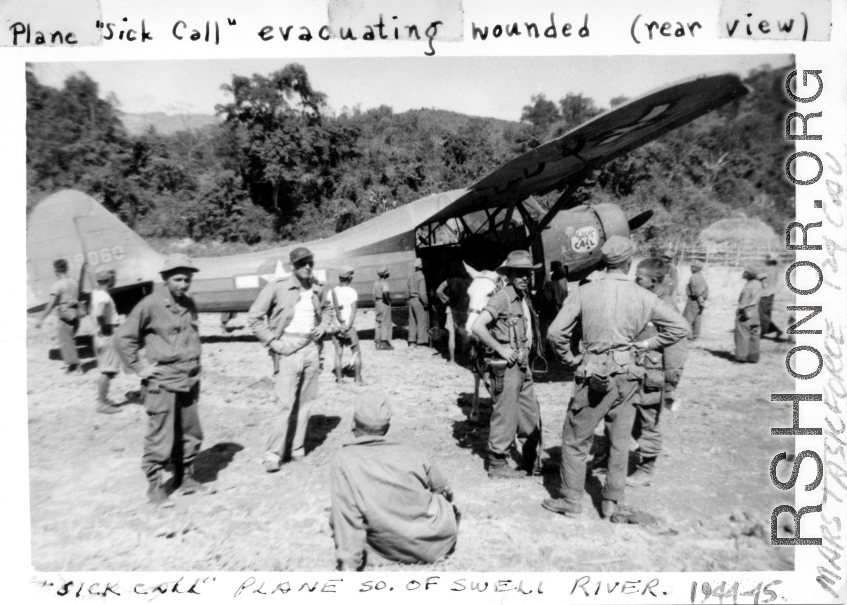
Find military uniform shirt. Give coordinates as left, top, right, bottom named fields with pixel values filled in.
left=329, top=436, right=457, bottom=569
left=115, top=288, right=201, bottom=391
left=687, top=272, right=709, bottom=302
left=373, top=279, right=390, bottom=304
left=482, top=285, right=535, bottom=348
left=548, top=273, right=689, bottom=362
left=50, top=276, right=79, bottom=317
left=738, top=279, right=763, bottom=314
left=407, top=271, right=428, bottom=306
left=760, top=265, right=780, bottom=297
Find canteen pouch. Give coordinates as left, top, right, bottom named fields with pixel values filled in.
left=487, top=358, right=508, bottom=395
left=586, top=358, right=612, bottom=394
left=641, top=350, right=664, bottom=391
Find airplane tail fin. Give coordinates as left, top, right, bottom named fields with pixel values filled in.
left=27, top=190, right=163, bottom=311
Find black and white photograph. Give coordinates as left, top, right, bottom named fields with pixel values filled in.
left=5, top=0, right=847, bottom=602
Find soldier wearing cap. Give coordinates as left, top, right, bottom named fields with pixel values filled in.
left=35, top=258, right=83, bottom=375
left=545, top=237, right=688, bottom=519
left=373, top=267, right=393, bottom=350
left=115, top=254, right=208, bottom=505
left=406, top=258, right=429, bottom=347
left=91, top=269, right=123, bottom=415
left=436, top=261, right=472, bottom=364
left=735, top=267, right=762, bottom=363
left=758, top=253, right=784, bottom=341
left=683, top=260, right=709, bottom=340
left=658, top=247, right=679, bottom=303
left=246, top=247, right=332, bottom=472
left=330, top=266, right=364, bottom=386
left=471, top=250, right=545, bottom=479
left=329, top=390, right=459, bottom=570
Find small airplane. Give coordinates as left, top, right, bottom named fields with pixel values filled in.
left=26, top=73, right=748, bottom=316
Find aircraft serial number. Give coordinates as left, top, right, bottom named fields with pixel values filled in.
left=71, top=246, right=126, bottom=269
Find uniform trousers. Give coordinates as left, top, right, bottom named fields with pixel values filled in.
left=682, top=300, right=704, bottom=339
left=759, top=294, right=779, bottom=336
left=267, top=341, right=321, bottom=462
left=142, top=382, right=203, bottom=480
left=407, top=297, right=429, bottom=344
left=374, top=301, right=393, bottom=342
left=734, top=315, right=761, bottom=363
left=662, top=339, right=688, bottom=395
left=57, top=315, right=80, bottom=367
left=488, top=363, right=542, bottom=470
left=632, top=402, right=662, bottom=458
left=560, top=374, right=639, bottom=503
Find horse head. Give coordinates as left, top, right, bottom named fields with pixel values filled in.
left=464, top=262, right=503, bottom=334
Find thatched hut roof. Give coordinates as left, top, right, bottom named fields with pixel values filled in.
left=697, top=217, right=780, bottom=252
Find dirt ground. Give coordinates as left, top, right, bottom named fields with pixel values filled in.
left=27, top=264, right=795, bottom=572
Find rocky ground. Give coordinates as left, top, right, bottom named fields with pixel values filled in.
left=27, top=264, right=795, bottom=572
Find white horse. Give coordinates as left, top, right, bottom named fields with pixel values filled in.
left=463, top=262, right=504, bottom=423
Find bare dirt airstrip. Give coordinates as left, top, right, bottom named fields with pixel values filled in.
left=27, top=264, right=795, bottom=572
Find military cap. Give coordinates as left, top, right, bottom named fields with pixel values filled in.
left=53, top=259, right=68, bottom=272
left=743, top=266, right=759, bottom=278
left=691, top=260, right=704, bottom=271
left=602, top=236, right=635, bottom=266
left=353, top=389, right=392, bottom=429
left=660, top=247, right=674, bottom=260
left=95, top=269, right=116, bottom=283
left=339, top=265, right=354, bottom=279
left=766, top=252, right=778, bottom=264
left=377, top=266, right=390, bottom=277
left=495, top=250, right=541, bottom=275
left=636, top=257, right=665, bottom=279
left=413, top=258, right=423, bottom=269
left=290, top=247, right=314, bottom=264
left=159, top=253, right=198, bottom=275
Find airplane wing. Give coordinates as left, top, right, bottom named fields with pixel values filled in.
left=423, top=73, right=749, bottom=226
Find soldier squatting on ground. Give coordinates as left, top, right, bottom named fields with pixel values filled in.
left=329, top=391, right=459, bottom=571
left=246, top=246, right=332, bottom=473
left=543, top=237, right=689, bottom=519
left=115, top=254, right=209, bottom=506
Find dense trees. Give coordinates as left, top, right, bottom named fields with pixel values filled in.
left=26, top=63, right=793, bottom=247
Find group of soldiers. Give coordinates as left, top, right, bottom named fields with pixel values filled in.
left=35, top=240, right=785, bottom=570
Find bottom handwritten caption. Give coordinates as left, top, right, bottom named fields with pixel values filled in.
left=32, top=575, right=678, bottom=598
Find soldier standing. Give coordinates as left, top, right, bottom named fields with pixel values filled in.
left=436, top=262, right=472, bottom=364
left=659, top=247, right=679, bottom=304
left=471, top=250, right=544, bottom=479
left=735, top=268, right=762, bottom=363
left=330, top=266, right=364, bottom=386
left=627, top=258, right=689, bottom=487
left=91, top=269, right=123, bottom=415
left=682, top=260, right=709, bottom=340
left=115, top=254, right=208, bottom=505
left=758, top=253, right=784, bottom=340
left=246, top=247, right=332, bottom=472
left=373, top=267, right=393, bottom=350
left=35, top=259, right=82, bottom=375
left=407, top=258, right=429, bottom=348
left=543, top=238, right=688, bottom=518
left=534, top=261, right=569, bottom=352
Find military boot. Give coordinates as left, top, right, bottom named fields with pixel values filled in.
left=384, top=341, right=395, bottom=350
left=627, top=456, right=657, bottom=487
left=178, top=465, right=210, bottom=495
left=601, top=499, right=618, bottom=519
left=542, top=497, right=582, bottom=517
left=146, top=472, right=169, bottom=506
left=487, top=457, right=526, bottom=480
